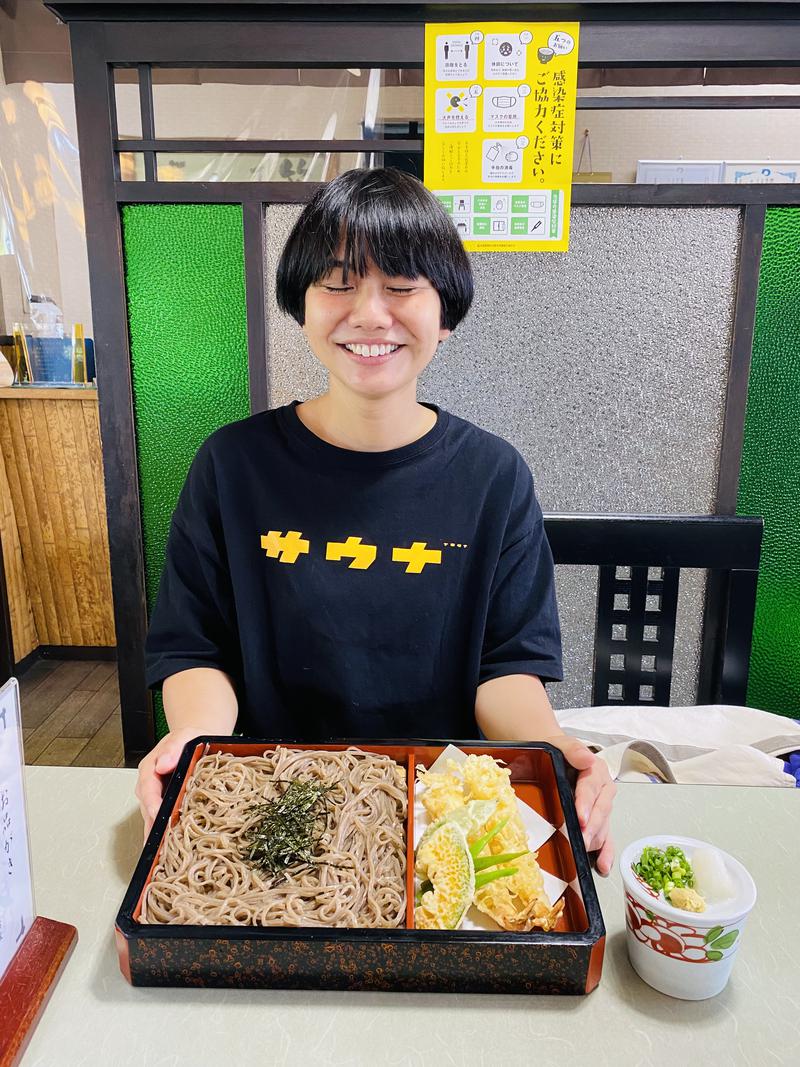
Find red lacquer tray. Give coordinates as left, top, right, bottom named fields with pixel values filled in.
left=115, top=738, right=605, bottom=994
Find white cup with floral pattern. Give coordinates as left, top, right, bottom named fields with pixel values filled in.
left=620, top=834, right=757, bottom=1000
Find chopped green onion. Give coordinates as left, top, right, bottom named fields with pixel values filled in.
left=633, top=845, right=695, bottom=893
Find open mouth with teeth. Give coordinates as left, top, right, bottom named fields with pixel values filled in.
left=339, top=342, right=404, bottom=359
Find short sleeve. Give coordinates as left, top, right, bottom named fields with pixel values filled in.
left=479, top=462, right=563, bottom=685
left=145, top=442, right=242, bottom=690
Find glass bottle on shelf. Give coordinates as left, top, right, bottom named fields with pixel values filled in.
left=71, top=323, right=87, bottom=385
left=12, top=324, right=34, bottom=383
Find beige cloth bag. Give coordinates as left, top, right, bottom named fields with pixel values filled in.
left=555, top=704, right=799, bottom=786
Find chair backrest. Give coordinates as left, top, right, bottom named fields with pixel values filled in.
left=543, top=514, right=763, bottom=707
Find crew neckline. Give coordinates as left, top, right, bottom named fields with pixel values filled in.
left=278, top=399, right=449, bottom=469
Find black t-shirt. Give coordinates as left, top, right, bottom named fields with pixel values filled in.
left=145, top=401, right=562, bottom=740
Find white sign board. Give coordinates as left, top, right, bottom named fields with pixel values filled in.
left=722, top=161, right=800, bottom=184
left=0, top=678, right=35, bottom=980
left=636, top=160, right=723, bottom=184
left=636, top=160, right=800, bottom=185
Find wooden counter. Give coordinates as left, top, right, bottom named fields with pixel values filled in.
left=0, top=387, right=115, bottom=661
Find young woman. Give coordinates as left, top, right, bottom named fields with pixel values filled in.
left=136, top=167, right=615, bottom=872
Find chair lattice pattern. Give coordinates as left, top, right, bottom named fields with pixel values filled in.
left=592, top=565, right=680, bottom=706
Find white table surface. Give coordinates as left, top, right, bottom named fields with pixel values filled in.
left=19, top=766, right=800, bottom=1067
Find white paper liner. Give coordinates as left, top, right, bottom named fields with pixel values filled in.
left=413, top=744, right=568, bottom=931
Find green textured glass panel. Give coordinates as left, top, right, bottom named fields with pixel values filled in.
left=737, top=207, right=800, bottom=717
left=122, top=204, right=250, bottom=735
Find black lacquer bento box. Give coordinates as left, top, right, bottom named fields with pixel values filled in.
left=116, top=739, right=605, bottom=994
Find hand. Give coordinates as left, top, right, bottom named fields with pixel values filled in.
left=545, top=735, right=617, bottom=877
left=135, top=727, right=203, bottom=841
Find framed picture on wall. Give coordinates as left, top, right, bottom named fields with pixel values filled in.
left=722, top=162, right=800, bottom=184
left=636, top=161, right=724, bottom=184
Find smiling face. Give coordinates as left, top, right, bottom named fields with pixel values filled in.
left=302, top=254, right=451, bottom=402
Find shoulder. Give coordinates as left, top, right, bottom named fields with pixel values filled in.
left=176, top=407, right=284, bottom=509
left=199, top=407, right=282, bottom=457
left=442, top=411, right=543, bottom=538
left=187, top=406, right=288, bottom=480
left=444, top=410, right=534, bottom=486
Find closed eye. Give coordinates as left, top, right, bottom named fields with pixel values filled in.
left=322, top=285, right=417, bottom=294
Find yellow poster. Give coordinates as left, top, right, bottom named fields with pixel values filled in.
left=424, top=22, right=580, bottom=252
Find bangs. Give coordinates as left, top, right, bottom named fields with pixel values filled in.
left=276, top=168, right=474, bottom=330
left=323, top=195, right=440, bottom=286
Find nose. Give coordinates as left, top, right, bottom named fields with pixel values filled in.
left=347, top=282, right=393, bottom=331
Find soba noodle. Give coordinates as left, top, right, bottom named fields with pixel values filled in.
left=140, top=747, right=407, bottom=928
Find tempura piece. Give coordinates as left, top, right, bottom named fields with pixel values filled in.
left=417, top=755, right=563, bottom=932
left=415, top=821, right=475, bottom=930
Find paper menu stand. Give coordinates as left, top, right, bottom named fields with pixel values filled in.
left=0, top=679, right=77, bottom=1067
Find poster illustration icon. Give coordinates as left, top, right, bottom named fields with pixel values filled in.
left=484, top=33, right=527, bottom=80
left=437, top=34, right=478, bottom=80
left=484, top=90, right=525, bottom=132
left=548, top=30, right=575, bottom=54
left=435, top=87, right=477, bottom=132
left=482, top=139, right=523, bottom=182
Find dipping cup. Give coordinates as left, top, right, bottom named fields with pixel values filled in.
left=620, top=835, right=756, bottom=1000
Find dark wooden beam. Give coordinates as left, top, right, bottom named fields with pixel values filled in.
left=115, top=139, right=424, bottom=153
left=717, top=203, right=767, bottom=514
left=576, top=95, right=800, bottom=108
left=112, top=180, right=800, bottom=206
left=49, top=15, right=800, bottom=68
left=242, top=201, right=270, bottom=414
left=71, top=20, right=155, bottom=762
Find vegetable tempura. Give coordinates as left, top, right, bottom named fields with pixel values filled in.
left=417, top=755, right=563, bottom=932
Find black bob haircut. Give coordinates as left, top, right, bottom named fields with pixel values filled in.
left=275, top=168, right=474, bottom=331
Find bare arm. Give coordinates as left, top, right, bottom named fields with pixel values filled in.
left=162, top=666, right=238, bottom=734
left=475, top=673, right=562, bottom=741
left=475, top=674, right=616, bottom=875
left=135, top=667, right=238, bottom=835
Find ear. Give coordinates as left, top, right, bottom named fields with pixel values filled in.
left=438, top=327, right=452, bottom=344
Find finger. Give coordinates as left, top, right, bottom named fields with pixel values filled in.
left=155, top=728, right=200, bottom=773
left=582, top=781, right=616, bottom=850
left=137, top=768, right=166, bottom=827
left=574, top=767, right=606, bottom=826
left=154, top=744, right=182, bottom=775
left=595, top=833, right=615, bottom=877
left=555, top=737, right=596, bottom=773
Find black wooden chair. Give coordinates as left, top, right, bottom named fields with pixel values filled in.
left=0, top=512, right=763, bottom=712
left=544, top=515, right=764, bottom=708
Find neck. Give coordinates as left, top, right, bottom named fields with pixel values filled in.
left=296, top=383, right=436, bottom=452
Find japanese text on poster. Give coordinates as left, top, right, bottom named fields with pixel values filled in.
left=424, top=22, right=580, bottom=252
left=0, top=678, right=35, bottom=980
